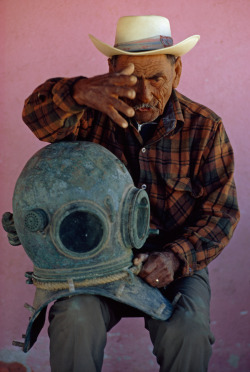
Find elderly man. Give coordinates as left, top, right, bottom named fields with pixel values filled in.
left=22, top=15, right=240, bottom=372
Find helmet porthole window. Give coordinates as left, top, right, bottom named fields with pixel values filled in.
left=136, top=196, right=149, bottom=240
left=121, top=188, right=150, bottom=249
left=51, top=202, right=109, bottom=259
left=59, top=211, right=104, bottom=253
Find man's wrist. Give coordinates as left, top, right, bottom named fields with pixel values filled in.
left=162, top=250, right=181, bottom=273
left=72, top=78, right=88, bottom=106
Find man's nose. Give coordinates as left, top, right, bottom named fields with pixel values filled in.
left=136, top=78, right=152, bottom=103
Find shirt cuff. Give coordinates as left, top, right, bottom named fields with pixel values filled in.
left=163, top=238, right=196, bottom=277
left=52, top=77, right=86, bottom=114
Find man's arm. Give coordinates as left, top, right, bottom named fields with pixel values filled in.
left=22, top=77, right=87, bottom=142
left=22, top=65, right=137, bottom=142
left=134, top=121, right=240, bottom=287
left=73, top=63, right=136, bottom=128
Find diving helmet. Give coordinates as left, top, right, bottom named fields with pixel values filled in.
left=7, top=141, right=172, bottom=351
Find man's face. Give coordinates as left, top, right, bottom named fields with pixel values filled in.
left=110, top=54, right=181, bottom=124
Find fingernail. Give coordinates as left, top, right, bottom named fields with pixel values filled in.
left=127, top=108, right=134, bottom=116
left=128, top=90, right=136, bottom=99
left=130, top=76, right=137, bottom=83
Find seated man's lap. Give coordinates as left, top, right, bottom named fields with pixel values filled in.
left=49, top=268, right=212, bottom=333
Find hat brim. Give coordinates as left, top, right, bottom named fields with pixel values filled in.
left=89, top=34, right=200, bottom=57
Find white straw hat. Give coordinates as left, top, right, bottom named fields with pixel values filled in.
left=89, top=15, right=200, bottom=57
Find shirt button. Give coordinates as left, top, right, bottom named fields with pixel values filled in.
left=141, top=147, right=146, bottom=153
left=141, top=184, right=147, bottom=190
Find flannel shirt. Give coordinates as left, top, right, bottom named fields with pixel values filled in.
left=22, top=77, right=240, bottom=277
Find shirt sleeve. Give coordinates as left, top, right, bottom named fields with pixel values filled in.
left=165, top=121, right=240, bottom=277
left=22, top=77, right=87, bottom=142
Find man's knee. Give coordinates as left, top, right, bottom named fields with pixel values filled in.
left=49, top=295, right=108, bottom=372
left=174, top=309, right=212, bottom=343
left=147, top=298, right=213, bottom=348
left=49, top=294, right=104, bottom=327
left=167, top=297, right=213, bottom=343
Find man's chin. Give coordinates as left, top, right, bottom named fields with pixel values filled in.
left=134, top=110, right=159, bottom=124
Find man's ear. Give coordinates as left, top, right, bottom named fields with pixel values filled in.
left=172, top=57, right=182, bottom=89
left=108, top=58, right=115, bottom=73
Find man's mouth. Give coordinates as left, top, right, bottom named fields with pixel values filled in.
left=133, top=103, right=154, bottom=112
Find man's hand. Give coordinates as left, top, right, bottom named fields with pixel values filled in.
left=133, top=251, right=180, bottom=288
left=73, top=63, right=137, bottom=128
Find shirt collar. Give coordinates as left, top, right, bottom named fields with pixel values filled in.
left=142, top=89, right=184, bottom=143
left=127, top=89, right=184, bottom=141
left=160, top=89, right=184, bottom=135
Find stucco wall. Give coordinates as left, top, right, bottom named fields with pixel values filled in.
left=1, top=0, right=249, bottom=371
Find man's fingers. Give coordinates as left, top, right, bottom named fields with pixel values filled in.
left=107, top=96, right=135, bottom=117
left=139, top=259, right=157, bottom=278
left=73, top=71, right=137, bottom=128
left=112, top=63, right=137, bottom=85
left=113, top=97, right=135, bottom=116
left=143, top=270, right=174, bottom=287
left=107, top=85, right=136, bottom=99
left=137, top=252, right=176, bottom=287
left=105, top=105, right=129, bottom=128
left=110, top=74, right=137, bottom=87
left=133, top=253, right=149, bottom=266
left=119, top=63, right=135, bottom=76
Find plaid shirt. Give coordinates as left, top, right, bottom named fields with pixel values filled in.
left=22, top=77, right=240, bottom=277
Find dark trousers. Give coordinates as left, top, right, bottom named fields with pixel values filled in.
left=48, top=268, right=215, bottom=372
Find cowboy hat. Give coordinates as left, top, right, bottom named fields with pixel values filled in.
left=89, top=15, right=200, bottom=57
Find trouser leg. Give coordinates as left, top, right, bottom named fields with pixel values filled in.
left=145, top=268, right=215, bottom=372
left=48, top=294, right=121, bottom=372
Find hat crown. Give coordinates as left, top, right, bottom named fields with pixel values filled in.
left=115, top=15, right=172, bottom=44
left=89, top=15, right=200, bottom=57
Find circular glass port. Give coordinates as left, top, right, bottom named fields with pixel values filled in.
left=59, top=211, right=104, bottom=253
left=136, top=196, right=149, bottom=240
left=121, top=188, right=150, bottom=249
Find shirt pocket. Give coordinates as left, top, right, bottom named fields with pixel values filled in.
left=165, top=177, right=203, bottom=199
left=158, top=177, right=204, bottom=230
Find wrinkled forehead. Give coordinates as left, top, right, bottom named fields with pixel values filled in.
left=113, top=54, right=172, bottom=77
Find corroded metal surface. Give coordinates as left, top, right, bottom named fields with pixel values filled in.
left=9, top=141, right=173, bottom=351
left=12, top=141, right=151, bottom=281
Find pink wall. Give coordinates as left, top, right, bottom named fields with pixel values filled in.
left=1, top=0, right=249, bottom=371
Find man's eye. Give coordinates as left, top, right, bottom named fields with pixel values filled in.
left=150, top=76, right=162, bottom=83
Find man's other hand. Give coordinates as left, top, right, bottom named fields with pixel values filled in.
left=133, top=251, right=180, bottom=288
left=72, top=63, right=137, bottom=128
